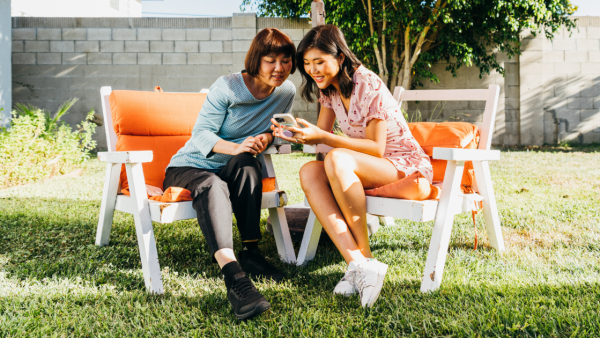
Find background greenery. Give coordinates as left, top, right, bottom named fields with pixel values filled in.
left=1, top=147, right=599, bottom=337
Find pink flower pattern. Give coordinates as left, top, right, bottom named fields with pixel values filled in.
left=318, top=65, right=433, bottom=182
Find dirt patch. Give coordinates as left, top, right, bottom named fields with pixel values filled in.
left=504, top=229, right=572, bottom=249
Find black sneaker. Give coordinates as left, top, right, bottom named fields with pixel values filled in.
left=227, top=272, right=271, bottom=320
left=238, top=249, right=285, bottom=282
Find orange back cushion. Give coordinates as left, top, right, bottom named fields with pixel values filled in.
left=408, top=122, right=479, bottom=190
left=109, top=90, right=207, bottom=189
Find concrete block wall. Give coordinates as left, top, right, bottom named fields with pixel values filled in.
left=11, top=15, right=314, bottom=150
left=10, top=15, right=600, bottom=147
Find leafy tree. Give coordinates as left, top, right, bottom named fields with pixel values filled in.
left=242, top=0, right=576, bottom=89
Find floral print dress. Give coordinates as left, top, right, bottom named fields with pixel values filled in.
left=318, top=65, right=433, bottom=183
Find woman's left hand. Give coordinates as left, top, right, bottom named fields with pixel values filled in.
left=271, top=118, right=323, bottom=145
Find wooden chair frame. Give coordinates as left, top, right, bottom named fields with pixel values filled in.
left=298, top=84, right=505, bottom=293
left=95, top=86, right=296, bottom=294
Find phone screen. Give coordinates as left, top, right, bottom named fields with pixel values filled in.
left=274, top=117, right=287, bottom=124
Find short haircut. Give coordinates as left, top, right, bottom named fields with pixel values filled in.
left=296, top=25, right=362, bottom=102
left=245, top=28, right=297, bottom=77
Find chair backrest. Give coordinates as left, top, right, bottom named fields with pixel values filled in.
left=100, top=86, right=209, bottom=188
left=393, top=84, right=500, bottom=151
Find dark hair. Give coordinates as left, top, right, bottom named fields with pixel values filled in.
left=296, top=25, right=362, bottom=102
left=245, top=28, right=297, bottom=77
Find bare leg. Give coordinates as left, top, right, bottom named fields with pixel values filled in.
left=214, top=248, right=237, bottom=268
left=324, top=149, right=405, bottom=260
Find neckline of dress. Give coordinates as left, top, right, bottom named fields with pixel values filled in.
left=336, top=65, right=364, bottom=117
left=238, top=71, right=278, bottom=102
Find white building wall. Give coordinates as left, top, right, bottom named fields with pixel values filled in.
left=1, top=0, right=10, bottom=127
left=11, top=0, right=142, bottom=17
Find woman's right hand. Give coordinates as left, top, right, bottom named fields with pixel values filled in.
left=232, top=136, right=262, bottom=155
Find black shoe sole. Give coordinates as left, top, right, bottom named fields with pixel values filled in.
left=234, top=300, right=271, bottom=320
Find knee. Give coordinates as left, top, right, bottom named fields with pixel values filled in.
left=192, top=175, right=228, bottom=199
left=324, top=148, right=354, bottom=178
left=231, top=153, right=261, bottom=174
left=299, top=161, right=326, bottom=192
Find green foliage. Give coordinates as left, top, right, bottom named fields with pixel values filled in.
left=243, top=0, right=576, bottom=89
left=0, top=100, right=96, bottom=188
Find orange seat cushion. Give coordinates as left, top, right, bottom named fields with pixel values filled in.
left=110, top=90, right=207, bottom=189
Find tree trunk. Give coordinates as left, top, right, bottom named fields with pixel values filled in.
left=367, top=0, right=387, bottom=83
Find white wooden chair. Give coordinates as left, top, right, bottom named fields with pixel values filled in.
left=95, top=86, right=296, bottom=294
left=298, top=84, right=505, bottom=293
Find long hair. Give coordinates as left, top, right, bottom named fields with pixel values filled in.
left=296, top=25, right=362, bottom=102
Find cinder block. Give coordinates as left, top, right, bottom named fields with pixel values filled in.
left=543, top=62, right=555, bottom=74
left=587, top=63, right=600, bottom=73
left=12, top=41, right=24, bottom=52
left=186, top=29, right=211, bottom=41
left=543, top=96, right=563, bottom=109
left=280, top=29, right=304, bottom=40
left=233, top=40, right=252, bottom=52
left=577, top=39, right=600, bottom=51
left=162, top=29, right=186, bottom=41
left=50, top=41, right=74, bottom=53
left=150, top=41, right=174, bottom=53
left=543, top=51, right=564, bottom=62
left=521, top=62, right=543, bottom=74
left=211, top=29, right=232, bottom=41
left=588, top=27, right=600, bottom=39
left=163, top=53, right=187, bottom=64
left=520, top=74, right=543, bottom=85
left=87, top=28, right=112, bottom=41
left=568, top=97, right=593, bottom=109
left=63, top=53, right=87, bottom=64
left=211, top=53, right=233, bottom=64
left=13, top=28, right=36, bottom=40
left=567, top=27, right=586, bottom=39
left=113, top=53, right=137, bottom=65
left=223, top=41, right=232, bottom=53
left=101, top=41, right=124, bottom=53
left=63, top=28, right=87, bottom=40
left=138, top=53, right=162, bottom=65
left=595, top=97, right=600, bottom=109
left=37, top=28, right=61, bottom=40
left=555, top=83, right=580, bottom=98
left=505, top=109, right=519, bottom=122
left=551, top=38, right=577, bottom=51
left=590, top=51, right=600, bottom=62
left=88, top=53, right=112, bottom=65
left=554, top=62, right=581, bottom=74
left=233, top=28, right=256, bottom=40
left=221, top=65, right=233, bottom=75
left=505, top=97, right=520, bottom=109
left=113, top=29, right=137, bottom=41
left=200, top=41, right=223, bottom=53
left=232, top=13, right=256, bottom=28
left=24, top=41, right=49, bottom=52
left=232, top=63, right=245, bottom=73
left=520, top=51, right=542, bottom=64
left=543, top=73, right=567, bottom=86
left=125, top=41, right=149, bottom=53
left=175, top=41, right=198, bottom=53
left=233, top=52, right=246, bottom=65
left=565, top=51, right=588, bottom=62
left=505, top=85, right=519, bottom=98
left=187, top=53, right=211, bottom=64
left=37, top=53, right=62, bottom=65
left=581, top=85, right=600, bottom=98
left=75, top=41, right=100, bottom=53
left=505, top=74, right=519, bottom=86
left=567, top=73, right=594, bottom=86
left=138, top=28, right=162, bottom=41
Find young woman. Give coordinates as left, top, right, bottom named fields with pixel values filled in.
left=164, top=28, right=296, bottom=320
left=272, top=25, right=433, bottom=308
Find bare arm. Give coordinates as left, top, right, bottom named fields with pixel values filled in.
left=212, top=132, right=272, bottom=156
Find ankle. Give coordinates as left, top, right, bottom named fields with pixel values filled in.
left=221, top=261, right=244, bottom=290
left=242, top=240, right=259, bottom=252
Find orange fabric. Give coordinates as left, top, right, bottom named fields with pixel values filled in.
left=120, top=185, right=193, bottom=202
left=110, top=89, right=277, bottom=194
left=408, top=122, right=480, bottom=193
left=364, top=172, right=441, bottom=201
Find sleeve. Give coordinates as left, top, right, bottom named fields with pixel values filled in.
left=356, top=73, right=389, bottom=127
left=189, top=77, right=230, bottom=157
left=318, top=90, right=333, bottom=108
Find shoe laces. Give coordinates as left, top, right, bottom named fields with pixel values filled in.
left=354, top=263, right=377, bottom=291
left=341, top=267, right=356, bottom=283
left=232, top=274, right=258, bottom=298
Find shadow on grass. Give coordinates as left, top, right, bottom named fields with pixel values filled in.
left=493, top=142, right=600, bottom=153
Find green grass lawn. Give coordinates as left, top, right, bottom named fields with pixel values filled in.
left=1, top=147, right=599, bottom=337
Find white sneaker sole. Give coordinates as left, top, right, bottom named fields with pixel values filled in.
left=365, top=263, right=388, bottom=308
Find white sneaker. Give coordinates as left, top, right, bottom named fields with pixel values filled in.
left=353, top=260, right=388, bottom=308
left=333, top=262, right=358, bottom=296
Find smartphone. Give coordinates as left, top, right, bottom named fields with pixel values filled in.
left=273, top=113, right=299, bottom=128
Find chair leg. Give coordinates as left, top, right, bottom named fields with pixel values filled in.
left=125, top=163, right=164, bottom=294
left=472, top=160, right=505, bottom=251
left=420, top=160, right=464, bottom=293
left=296, top=209, right=322, bottom=266
left=96, top=163, right=121, bottom=246
left=268, top=207, right=296, bottom=264
left=379, top=216, right=395, bottom=227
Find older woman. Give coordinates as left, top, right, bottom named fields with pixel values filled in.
left=164, top=28, right=296, bottom=320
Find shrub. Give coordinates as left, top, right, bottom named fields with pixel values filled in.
left=0, top=100, right=97, bottom=188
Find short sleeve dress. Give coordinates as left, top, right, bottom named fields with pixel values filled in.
left=319, top=65, right=433, bottom=183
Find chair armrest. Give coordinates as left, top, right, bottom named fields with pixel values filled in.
left=432, top=148, right=500, bottom=161
left=303, top=144, right=334, bottom=154
left=263, top=144, right=292, bottom=155
left=98, top=151, right=153, bottom=163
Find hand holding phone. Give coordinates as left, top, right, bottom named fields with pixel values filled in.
left=272, top=113, right=299, bottom=128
